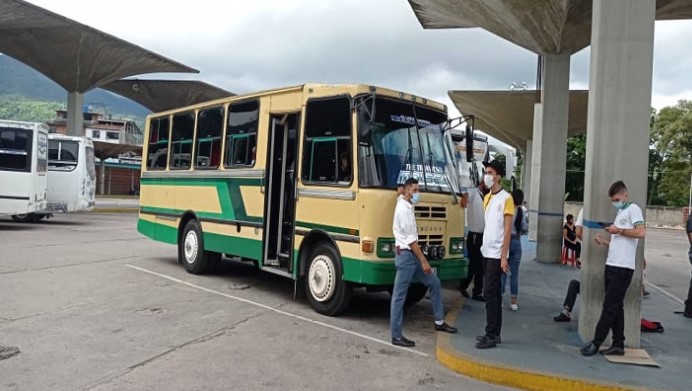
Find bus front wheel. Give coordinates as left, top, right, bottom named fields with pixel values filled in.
left=179, top=219, right=216, bottom=275
left=304, top=243, right=352, bottom=316
left=11, top=213, right=35, bottom=223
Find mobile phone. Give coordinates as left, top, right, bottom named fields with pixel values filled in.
left=597, top=221, right=610, bottom=228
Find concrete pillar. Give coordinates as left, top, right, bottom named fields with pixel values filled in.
left=528, top=108, right=541, bottom=242
left=67, top=91, right=84, bottom=137
left=100, top=159, right=106, bottom=195
left=523, top=140, right=533, bottom=201
left=533, top=54, right=570, bottom=260
left=578, top=0, right=655, bottom=348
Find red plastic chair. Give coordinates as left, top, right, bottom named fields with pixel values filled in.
left=562, top=245, right=576, bottom=267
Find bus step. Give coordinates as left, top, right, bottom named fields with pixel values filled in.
left=264, top=258, right=280, bottom=266
left=278, top=252, right=290, bottom=258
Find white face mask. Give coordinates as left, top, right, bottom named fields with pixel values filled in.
left=483, top=174, right=494, bottom=189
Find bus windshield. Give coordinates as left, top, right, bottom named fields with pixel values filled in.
left=358, top=96, right=459, bottom=193
left=48, top=139, right=79, bottom=172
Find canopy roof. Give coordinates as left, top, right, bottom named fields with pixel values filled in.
left=92, top=140, right=141, bottom=160
left=101, top=79, right=235, bottom=113
left=448, top=90, right=588, bottom=150
left=0, top=0, right=198, bottom=93
left=409, top=0, right=692, bottom=54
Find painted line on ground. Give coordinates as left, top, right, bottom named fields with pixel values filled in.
left=644, top=280, right=685, bottom=305
left=125, top=264, right=428, bottom=358
left=435, top=298, right=645, bottom=391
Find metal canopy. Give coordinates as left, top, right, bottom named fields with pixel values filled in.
left=448, top=90, right=588, bottom=150
left=101, top=79, right=235, bottom=113
left=408, top=0, right=692, bottom=54
left=0, top=0, right=198, bottom=93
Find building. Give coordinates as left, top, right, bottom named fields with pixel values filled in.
left=47, top=108, right=144, bottom=146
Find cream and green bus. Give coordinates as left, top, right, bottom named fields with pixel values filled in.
left=138, top=84, right=471, bottom=315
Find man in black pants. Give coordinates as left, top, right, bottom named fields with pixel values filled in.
left=554, top=280, right=580, bottom=322
left=475, top=160, right=513, bottom=349
left=580, top=181, right=646, bottom=356
left=459, top=181, right=488, bottom=301
left=685, top=212, right=692, bottom=318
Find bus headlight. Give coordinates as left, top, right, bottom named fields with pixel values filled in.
left=429, top=246, right=439, bottom=260
left=437, top=246, right=446, bottom=259
left=449, top=238, right=464, bottom=254
left=421, top=245, right=430, bottom=258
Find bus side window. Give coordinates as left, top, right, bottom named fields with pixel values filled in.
left=169, top=112, right=195, bottom=170
left=301, top=96, right=352, bottom=185
left=225, top=100, right=259, bottom=168
left=0, top=128, right=31, bottom=171
left=195, top=106, right=223, bottom=169
left=147, top=117, right=170, bottom=170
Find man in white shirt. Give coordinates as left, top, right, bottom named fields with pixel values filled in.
left=580, top=181, right=646, bottom=356
left=475, top=160, right=514, bottom=349
left=390, top=178, right=457, bottom=347
left=459, top=181, right=488, bottom=301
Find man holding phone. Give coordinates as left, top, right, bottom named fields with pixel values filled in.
left=390, top=178, right=457, bottom=348
left=580, top=180, right=646, bottom=356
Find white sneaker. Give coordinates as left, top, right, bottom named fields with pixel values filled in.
left=511, top=303, right=518, bottom=311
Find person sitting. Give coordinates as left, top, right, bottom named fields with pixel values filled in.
left=562, top=214, right=581, bottom=265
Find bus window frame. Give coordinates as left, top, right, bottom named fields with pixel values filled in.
left=0, top=127, right=33, bottom=173
left=300, top=94, right=354, bottom=188
left=224, top=99, right=259, bottom=169
left=169, top=111, right=196, bottom=171
left=146, top=116, right=171, bottom=171
left=194, top=105, right=224, bottom=170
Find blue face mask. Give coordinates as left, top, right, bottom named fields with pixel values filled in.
left=411, top=192, right=421, bottom=204
left=612, top=201, right=625, bottom=210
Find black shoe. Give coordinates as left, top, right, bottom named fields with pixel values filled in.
left=580, top=342, right=598, bottom=356
left=434, top=322, right=458, bottom=333
left=475, top=334, right=501, bottom=344
left=684, top=311, right=692, bottom=318
left=553, top=313, right=571, bottom=322
left=599, top=346, right=625, bottom=356
left=472, top=294, right=486, bottom=302
left=392, top=336, right=415, bottom=347
left=642, top=290, right=650, bottom=297
left=460, top=289, right=470, bottom=298
left=475, top=335, right=498, bottom=349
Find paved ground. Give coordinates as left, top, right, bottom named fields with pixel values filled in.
left=446, top=231, right=691, bottom=391
left=0, top=213, right=510, bottom=391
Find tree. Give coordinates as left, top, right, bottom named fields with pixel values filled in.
left=565, top=134, right=586, bottom=201
left=651, top=100, right=692, bottom=206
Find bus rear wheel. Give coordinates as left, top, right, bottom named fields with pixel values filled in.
left=179, top=219, right=217, bottom=275
left=11, top=213, right=35, bottom=223
left=304, top=243, right=352, bottom=316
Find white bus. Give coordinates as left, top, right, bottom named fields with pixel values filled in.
left=43, top=135, right=96, bottom=215
left=0, top=120, right=48, bottom=219
left=446, top=128, right=489, bottom=190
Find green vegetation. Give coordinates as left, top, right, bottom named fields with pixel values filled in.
left=0, top=96, right=63, bottom=123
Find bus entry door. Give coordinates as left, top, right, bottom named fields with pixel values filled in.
left=262, top=113, right=299, bottom=271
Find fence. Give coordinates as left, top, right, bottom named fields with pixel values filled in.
left=565, top=202, right=688, bottom=228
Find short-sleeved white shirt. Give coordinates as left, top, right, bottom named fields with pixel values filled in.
left=393, top=196, right=418, bottom=250
left=465, top=188, right=485, bottom=234
left=481, top=189, right=515, bottom=259
left=606, top=203, right=645, bottom=270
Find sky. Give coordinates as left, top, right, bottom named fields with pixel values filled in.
left=21, top=0, right=692, bottom=148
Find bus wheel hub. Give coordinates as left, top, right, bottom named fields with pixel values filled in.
left=308, top=256, right=335, bottom=302
left=184, top=231, right=198, bottom=264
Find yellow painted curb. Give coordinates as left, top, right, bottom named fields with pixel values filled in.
left=91, top=208, right=139, bottom=213
left=436, top=298, right=647, bottom=391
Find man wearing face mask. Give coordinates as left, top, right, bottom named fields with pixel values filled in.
left=475, top=160, right=514, bottom=349
left=580, top=180, right=646, bottom=356
left=390, top=177, right=458, bottom=347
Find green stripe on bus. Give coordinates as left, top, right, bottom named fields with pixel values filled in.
left=137, top=218, right=177, bottom=245
left=204, top=232, right=262, bottom=260
left=295, top=221, right=359, bottom=236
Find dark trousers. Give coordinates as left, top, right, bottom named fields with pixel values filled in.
left=483, top=257, right=503, bottom=337
left=564, top=240, right=581, bottom=259
left=460, top=232, right=484, bottom=296
left=685, top=247, right=692, bottom=313
left=592, top=265, right=634, bottom=348
left=563, top=279, right=580, bottom=312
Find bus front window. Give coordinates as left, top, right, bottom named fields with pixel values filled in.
left=358, top=97, right=459, bottom=194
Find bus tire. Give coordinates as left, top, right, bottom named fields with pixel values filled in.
left=179, top=219, right=211, bottom=275
left=11, top=213, right=34, bottom=223
left=388, top=284, right=428, bottom=307
left=304, top=242, right=352, bottom=316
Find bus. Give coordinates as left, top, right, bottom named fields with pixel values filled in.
left=447, top=128, right=489, bottom=190
left=138, top=84, right=472, bottom=315
left=0, top=120, right=48, bottom=219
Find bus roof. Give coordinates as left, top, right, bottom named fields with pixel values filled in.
left=0, top=119, right=49, bottom=131
left=146, top=83, right=448, bottom=119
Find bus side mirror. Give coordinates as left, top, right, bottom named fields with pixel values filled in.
left=465, top=124, right=474, bottom=163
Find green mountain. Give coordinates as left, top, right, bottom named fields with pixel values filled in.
left=0, top=54, right=150, bottom=123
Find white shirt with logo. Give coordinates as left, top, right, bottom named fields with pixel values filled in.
left=393, top=196, right=418, bottom=250
left=481, top=189, right=515, bottom=259
left=606, top=203, right=645, bottom=270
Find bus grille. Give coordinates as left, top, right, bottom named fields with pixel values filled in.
left=418, top=235, right=444, bottom=247
left=414, top=206, right=447, bottom=219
